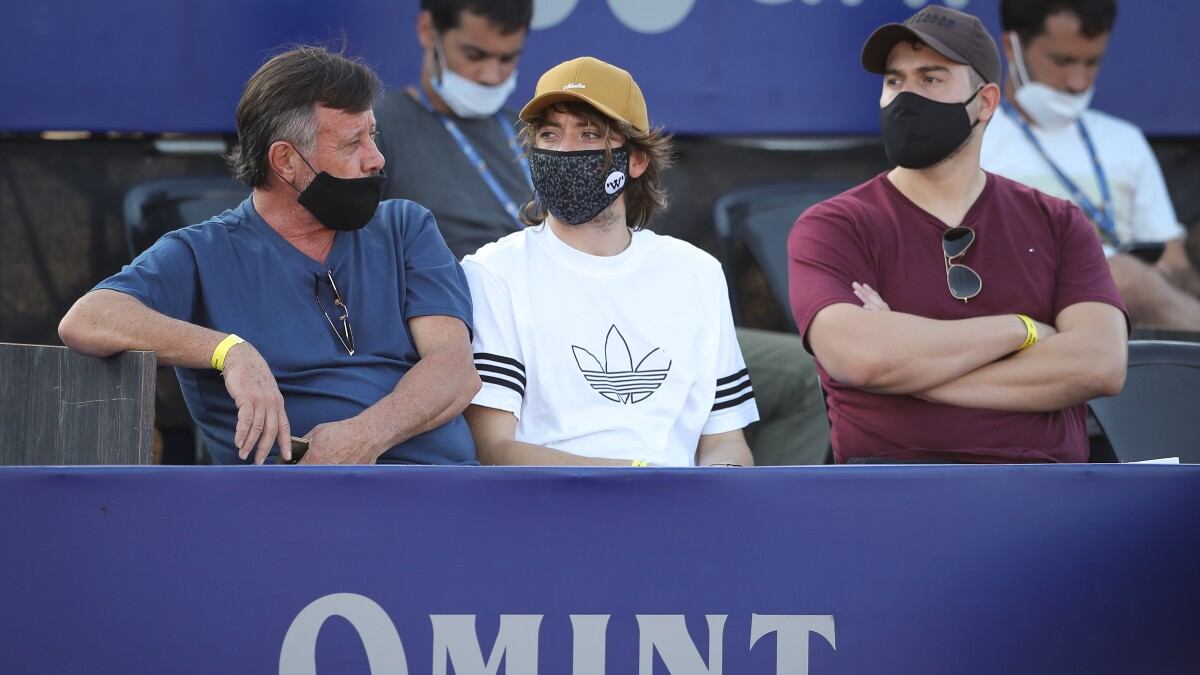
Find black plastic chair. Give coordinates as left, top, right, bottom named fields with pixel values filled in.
left=1088, top=340, right=1200, bottom=463
left=713, top=181, right=852, bottom=328
left=123, top=175, right=249, bottom=257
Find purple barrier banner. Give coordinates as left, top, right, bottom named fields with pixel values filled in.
left=0, top=465, right=1198, bottom=674
left=2, top=1, right=1197, bottom=135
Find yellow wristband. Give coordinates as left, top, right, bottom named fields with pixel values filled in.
left=211, top=334, right=245, bottom=371
left=1016, top=314, right=1037, bottom=351
left=631, top=460, right=649, bottom=467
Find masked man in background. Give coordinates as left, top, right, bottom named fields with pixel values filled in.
left=982, top=0, right=1200, bottom=330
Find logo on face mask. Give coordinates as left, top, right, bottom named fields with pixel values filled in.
left=605, top=171, right=626, bottom=195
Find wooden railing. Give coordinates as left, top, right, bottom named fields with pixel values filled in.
left=0, top=343, right=155, bottom=464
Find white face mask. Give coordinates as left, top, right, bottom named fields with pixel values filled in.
left=1007, top=32, right=1094, bottom=129
left=431, top=41, right=517, bottom=118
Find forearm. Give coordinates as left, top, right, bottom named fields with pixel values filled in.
left=478, top=439, right=632, bottom=466
left=353, top=353, right=482, bottom=458
left=696, top=434, right=754, bottom=467
left=1157, top=240, right=1200, bottom=297
left=919, top=323, right=1126, bottom=413
left=811, top=305, right=1031, bottom=394
left=59, top=289, right=227, bottom=367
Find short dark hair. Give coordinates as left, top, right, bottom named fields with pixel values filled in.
left=227, top=46, right=382, bottom=188
left=1000, top=0, right=1117, bottom=44
left=421, top=0, right=532, bottom=35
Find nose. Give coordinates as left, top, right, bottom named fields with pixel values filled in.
left=1065, top=64, right=1091, bottom=94
left=557, top=135, right=584, bottom=152
left=365, top=137, right=385, bottom=174
left=477, top=58, right=509, bottom=87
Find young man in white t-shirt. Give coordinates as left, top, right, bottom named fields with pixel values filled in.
left=981, top=0, right=1200, bottom=330
left=461, top=56, right=758, bottom=467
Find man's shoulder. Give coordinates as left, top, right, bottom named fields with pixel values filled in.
left=795, top=175, right=890, bottom=228
left=376, top=197, right=432, bottom=221
left=640, top=229, right=719, bottom=269
left=375, top=88, right=423, bottom=122
left=1081, top=109, right=1154, bottom=157
left=362, top=198, right=438, bottom=247
left=461, top=227, right=531, bottom=271
left=980, top=107, right=1026, bottom=164
left=157, top=197, right=253, bottom=250
left=986, top=172, right=1078, bottom=223
left=1082, top=108, right=1145, bottom=139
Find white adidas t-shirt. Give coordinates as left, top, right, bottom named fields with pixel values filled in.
left=462, top=223, right=759, bottom=466
left=981, top=106, right=1183, bottom=256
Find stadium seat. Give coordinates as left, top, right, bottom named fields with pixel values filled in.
left=1088, top=340, right=1200, bottom=463
left=713, top=180, right=852, bottom=328
left=123, top=175, right=249, bottom=257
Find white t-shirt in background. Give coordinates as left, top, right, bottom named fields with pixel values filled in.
left=981, top=106, right=1183, bottom=256
left=462, top=223, right=759, bottom=466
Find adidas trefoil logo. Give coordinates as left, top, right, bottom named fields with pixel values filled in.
left=571, top=325, right=671, bottom=404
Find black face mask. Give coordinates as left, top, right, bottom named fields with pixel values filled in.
left=880, top=88, right=982, bottom=169
left=529, top=147, right=630, bottom=225
left=283, top=152, right=384, bottom=232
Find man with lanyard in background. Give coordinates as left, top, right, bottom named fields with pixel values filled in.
left=375, top=0, right=532, bottom=260
left=982, top=0, right=1200, bottom=331
left=375, top=0, right=831, bottom=466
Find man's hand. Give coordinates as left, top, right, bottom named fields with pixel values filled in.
left=220, top=342, right=292, bottom=464
left=852, top=282, right=890, bottom=312
left=298, top=418, right=381, bottom=465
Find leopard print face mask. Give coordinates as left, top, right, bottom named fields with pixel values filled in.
left=528, top=147, right=630, bottom=225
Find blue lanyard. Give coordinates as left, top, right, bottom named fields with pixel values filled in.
left=1001, top=101, right=1119, bottom=246
left=414, top=88, right=533, bottom=229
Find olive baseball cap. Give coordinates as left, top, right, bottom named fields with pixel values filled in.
left=518, top=56, right=650, bottom=133
left=860, top=5, right=1001, bottom=84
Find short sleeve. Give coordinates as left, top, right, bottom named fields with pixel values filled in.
left=93, top=233, right=199, bottom=321
left=1053, top=202, right=1129, bottom=321
left=787, top=201, right=876, bottom=346
left=1128, top=132, right=1185, bottom=243
left=702, top=270, right=760, bottom=435
left=400, top=206, right=474, bottom=334
left=462, top=260, right=525, bottom=416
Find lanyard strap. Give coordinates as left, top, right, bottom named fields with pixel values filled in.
left=1001, top=101, right=1119, bottom=246
left=414, top=88, right=532, bottom=229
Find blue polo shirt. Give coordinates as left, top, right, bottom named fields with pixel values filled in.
left=97, top=196, right=477, bottom=465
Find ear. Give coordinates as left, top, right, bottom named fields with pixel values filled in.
left=976, top=82, right=1002, bottom=125
left=628, top=147, right=650, bottom=180
left=267, top=140, right=301, bottom=186
left=417, top=10, right=436, bottom=51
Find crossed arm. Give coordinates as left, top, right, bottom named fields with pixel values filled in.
left=59, top=289, right=479, bottom=463
left=808, top=283, right=1126, bottom=412
left=465, top=405, right=753, bottom=467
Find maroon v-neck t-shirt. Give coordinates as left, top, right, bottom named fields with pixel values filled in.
left=788, top=172, right=1126, bottom=463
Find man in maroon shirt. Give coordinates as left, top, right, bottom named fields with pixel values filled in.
left=788, top=5, right=1128, bottom=463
